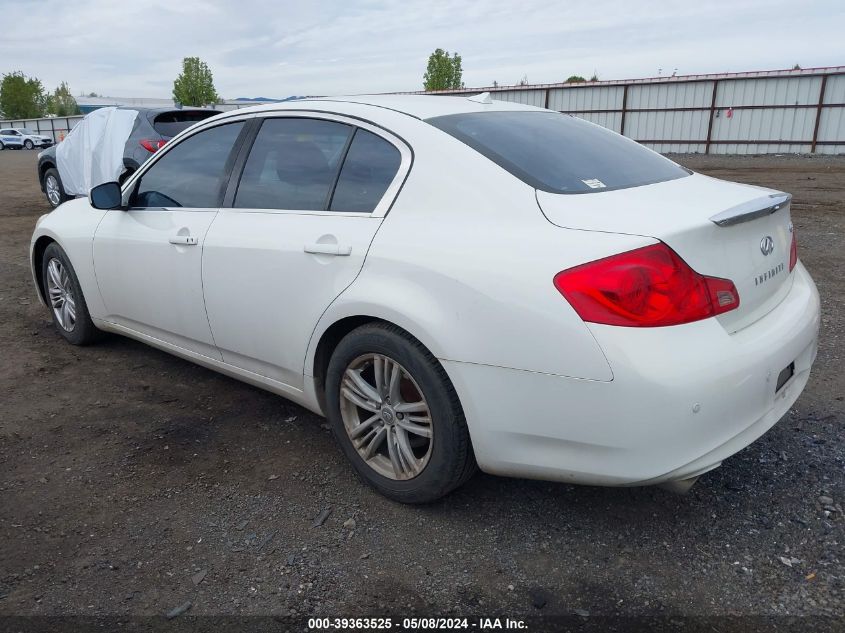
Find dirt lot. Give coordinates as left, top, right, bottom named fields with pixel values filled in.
left=1, top=149, right=843, bottom=622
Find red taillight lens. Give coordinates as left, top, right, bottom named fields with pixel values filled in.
left=553, top=243, right=740, bottom=327
left=789, top=229, right=798, bottom=272
left=140, top=139, right=167, bottom=152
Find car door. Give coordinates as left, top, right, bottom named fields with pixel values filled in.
left=1, top=129, right=20, bottom=146
left=202, top=114, right=410, bottom=389
left=92, top=120, right=245, bottom=358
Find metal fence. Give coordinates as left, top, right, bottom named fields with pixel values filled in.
left=0, top=115, right=81, bottom=142
left=413, top=66, right=845, bottom=155
left=5, top=67, right=844, bottom=153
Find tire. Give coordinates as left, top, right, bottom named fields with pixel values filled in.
left=24, top=139, right=34, bottom=150
left=41, top=243, right=100, bottom=345
left=43, top=168, right=69, bottom=209
left=325, top=323, right=476, bottom=503
left=0, top=141, right=4, bottom=150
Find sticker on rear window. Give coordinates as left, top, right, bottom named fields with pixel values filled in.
left=581, top=178, right=606, bottom=189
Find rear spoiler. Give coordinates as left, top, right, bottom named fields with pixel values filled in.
left=709, top=193, right=792, bottom=227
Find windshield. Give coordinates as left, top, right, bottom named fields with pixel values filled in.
left=427, top=111, right=690, bottom=194
left=18, top=128, right=37, bottom=135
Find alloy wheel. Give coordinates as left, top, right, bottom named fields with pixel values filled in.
left=46, top=258, right=76, bottom=331
left=45, top=175, right=61, bottom=206
left=339, top=353, right=433, bottom=480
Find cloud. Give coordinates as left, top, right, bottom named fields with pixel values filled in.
left=0, top=0, right=842, bottom=98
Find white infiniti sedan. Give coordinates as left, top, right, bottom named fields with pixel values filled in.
left=30, top=95, right=820, bottom=503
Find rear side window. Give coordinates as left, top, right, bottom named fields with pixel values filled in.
left=132, top=121, right=243, bottom=208
left=152, top=110, right=221, bottom=138
left=234, top=118, right=353, bottom=210
left=330, top=129, right=401, bottom=212
left=428, top=111, right=689, bottom=194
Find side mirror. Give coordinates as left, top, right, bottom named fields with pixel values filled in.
left=89, top=182, right=123, bottom=210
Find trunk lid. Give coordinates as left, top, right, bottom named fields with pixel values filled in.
left=537, top=173, right=795, bottom=332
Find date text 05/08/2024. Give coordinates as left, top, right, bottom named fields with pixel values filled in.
left=307, top=617, right=528, bottom=630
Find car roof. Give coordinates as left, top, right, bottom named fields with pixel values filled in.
left=218, top=94, right=542, bottom=121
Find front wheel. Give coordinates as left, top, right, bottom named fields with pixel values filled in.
left=0, top=141, right=5, bottom=150
left=41, top=243, right=100, bottom=345
left=24, top=139, right=34, bottom=150
left=325, top=323, right=476, bottom=503
left=43, top=168, right=68, bottom=208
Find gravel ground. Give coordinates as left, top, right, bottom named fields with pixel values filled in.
left=0, top=149, right=843, bottom=621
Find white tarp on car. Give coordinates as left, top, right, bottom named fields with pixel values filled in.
left=56, top=107, right=138, bottom=196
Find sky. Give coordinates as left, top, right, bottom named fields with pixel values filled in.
left=2, top=0, right=843, bottom=99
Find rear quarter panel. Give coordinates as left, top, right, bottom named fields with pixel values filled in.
left=309, top=116, right=652, bottom=381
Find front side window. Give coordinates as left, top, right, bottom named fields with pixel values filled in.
left=428, top=111, right=690, bottom=194
left=329, top=129, right=401, bottom=213
left=131, top=121, right=244, bottom=208
left=234, top=118, right=353, bottom=210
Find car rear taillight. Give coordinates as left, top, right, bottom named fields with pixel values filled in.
left=553, top=243, right=740, bottom=327
left=789, top=229, right=798, bottom=272
left=140, top=139, right=167, bottom=152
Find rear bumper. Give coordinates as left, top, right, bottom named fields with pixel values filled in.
left=442, top=262, right=820, bottom=487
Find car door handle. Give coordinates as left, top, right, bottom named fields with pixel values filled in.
left=304, top=243, right=352, bottom=256
left=169, top=235, right=198, bottom=246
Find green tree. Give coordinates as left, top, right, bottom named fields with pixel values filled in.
left=589, top=73, right=599, bottom=82
left=0, top=71, right=47, bottom=118
left=172, top=57, right=220, bottom=106
left=47, top=81, right=81, bottom=116
left=423, top=49, right=463, bottom=91
left=565, top=75, right=586, bottom=83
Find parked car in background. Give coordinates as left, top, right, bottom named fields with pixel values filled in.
left=36, top=107, right=221, bottom=208
left=0, top=128, right=25, bottom=150
left=29, top=95, right=820, bottom=503
left=2, top=127, right=54, bottom=149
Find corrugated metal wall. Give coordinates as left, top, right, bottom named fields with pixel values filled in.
left=5, top=70, right=844, bottom=154
left=432, top=68, right=845, bottom=155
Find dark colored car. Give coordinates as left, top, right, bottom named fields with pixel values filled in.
left=37, top=106, right=221, bottom=208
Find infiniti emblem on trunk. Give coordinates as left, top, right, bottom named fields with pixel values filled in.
left=760, top=236, right=775, bottom=256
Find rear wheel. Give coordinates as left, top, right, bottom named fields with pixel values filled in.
left=24, top=139, right=34, bottom=150
left=43, top=168, right=68, bottom=208
left=41, top=243, right=100, bottom=345
left=325, top=323, right=476, bottom=503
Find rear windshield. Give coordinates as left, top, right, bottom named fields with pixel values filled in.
left=152, top=110, right=221, bottom=138
left=427, top=111, right=690, bottom=194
